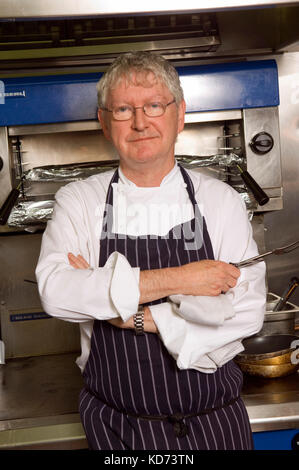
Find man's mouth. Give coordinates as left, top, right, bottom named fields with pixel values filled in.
left=127, top=136, right=158, bottom=143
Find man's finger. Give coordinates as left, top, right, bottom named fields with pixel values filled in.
left=77, top=254, right=90, bottom=268
left=68, top=252, right=89, bottom=269
left=229, top=265, right=241, bottom=278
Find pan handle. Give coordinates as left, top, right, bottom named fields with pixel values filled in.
left=0, top=188, right=20, bottom=225
left=237, top=165, right=269, bottom=206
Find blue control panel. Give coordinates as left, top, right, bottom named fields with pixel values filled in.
left=253, top=429, right=299, bottom=450
left=0, top=60, right=279, bottom=126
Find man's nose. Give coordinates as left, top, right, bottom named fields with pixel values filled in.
left=132, top=107, right=149, bottom=131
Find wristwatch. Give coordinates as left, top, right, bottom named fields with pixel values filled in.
left=134, top=305, right=145, bottom=336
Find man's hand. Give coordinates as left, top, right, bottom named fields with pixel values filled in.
left=67, top=252, right=158, bottom=334
left=179, top=260, right=240, bottom=296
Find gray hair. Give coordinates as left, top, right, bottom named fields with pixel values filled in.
left=96, top=51, right=184, bottom=108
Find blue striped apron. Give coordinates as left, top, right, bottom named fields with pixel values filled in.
left=79, top=165, right=253, bottom=450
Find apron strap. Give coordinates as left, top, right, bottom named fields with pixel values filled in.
left=177, top=163, right=197, bottom=208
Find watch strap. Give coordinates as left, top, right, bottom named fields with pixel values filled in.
left=134, top=306, right=145, bottom=336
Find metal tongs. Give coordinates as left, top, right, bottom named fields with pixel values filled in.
left=232, top=239, right=299, bottom=268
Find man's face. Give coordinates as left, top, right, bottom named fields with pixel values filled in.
left=98, top=72, right=185, bottom=173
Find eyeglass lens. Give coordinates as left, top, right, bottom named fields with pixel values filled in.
left=112, top=101, right=174, bottom=120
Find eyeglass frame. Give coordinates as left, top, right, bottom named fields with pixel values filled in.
left=100, top=99, right=176, bottom=121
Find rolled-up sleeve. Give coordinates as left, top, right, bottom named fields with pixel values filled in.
left=35, top=184, right=140, bottom=323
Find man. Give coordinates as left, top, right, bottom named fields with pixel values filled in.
left=36, top=51, right=266, bottom=450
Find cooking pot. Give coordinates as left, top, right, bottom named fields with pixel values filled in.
left=235, top=334, right=299, bottom=378
left=259, top=292, right=299, bottom=335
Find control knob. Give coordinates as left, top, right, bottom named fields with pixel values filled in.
left=249, top=132, right=274, bottom=155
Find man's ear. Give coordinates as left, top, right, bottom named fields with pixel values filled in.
left=98, top=108, right=111, bottom=141
left=177, top=99, right=186, bottom=135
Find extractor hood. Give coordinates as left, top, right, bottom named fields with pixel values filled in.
left=0, top=1, right=299, bottom=75
left=0, top=0, right=298, bottom=18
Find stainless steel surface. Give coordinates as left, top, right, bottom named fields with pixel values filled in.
left=256, top=194, right=283, bottom=211
left=8, top=121, right=102, bottom=136
left=243, top=107, right=282, bottom=190
left=20, top=131, right=118, bottom=171
left=0, top=353, right=87, bottom=449
left=0, top=341, right=5, bottom=365
left=241, top=370, right=299, bottom=432
left=0, top=127, right=12, bottom=208
left=266, top=292, right=299, bottom=315
left=261, top=292, right=299, bottom=335
left=0, top=35, right=219, bottom=60
left=0, top=419, right=86, bottom=450
left=0, top=353, right=83, bottom=421
left=0, top=1, right=296, bottom=18
left=6, top=111, right=242, bottom=136
left=0, top=14, right=221, bottom=65
left=184, top=110, right=242, bottom=124
left=1, top=306, right=80, bottom=359
left=251, top=214, right=267, bottom=260
left=0, top=233, right=42, bottom=310
left=0, top=232, right=81, bottom=357
left=263, top=52, right=299, bottom=308
left=176, top=120, right=243, bottom=186
left=5, top=130, right=118, bottom=202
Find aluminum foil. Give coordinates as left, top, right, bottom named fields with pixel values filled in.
left=234, top=186, right=258, bottom=214
left=176, top=153, right=244, bottom=168
left=8, top=200, right=54, bottom=227
left=11, top=154, right=254, bottom=227
left=24, top=155, right=243, bottom=182
left=25, top=161, right=119, bottom=182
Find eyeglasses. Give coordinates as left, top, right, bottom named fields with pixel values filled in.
left=100, top=99, right=176, bottom=121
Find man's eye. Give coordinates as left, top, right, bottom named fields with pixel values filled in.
left=149, top=102, right=162, bottom=109
left=115, top=105, right=131, bottom=113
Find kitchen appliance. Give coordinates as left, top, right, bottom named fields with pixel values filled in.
left=0, top=59, right=283, bottom=360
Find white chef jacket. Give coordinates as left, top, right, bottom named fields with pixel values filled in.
left=35, top=162, right=266, bottom=373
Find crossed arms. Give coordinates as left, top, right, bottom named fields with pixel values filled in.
left=68, top=252, right=240, bottom=333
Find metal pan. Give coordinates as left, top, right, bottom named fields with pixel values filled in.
left=235, top=334, right=299, bottom=378
left=236, top=334, right=298, bottom=361
left=235, top=362, right=297, bottom=379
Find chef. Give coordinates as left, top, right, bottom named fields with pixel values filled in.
left=35, top=51, right=266, bottom=450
